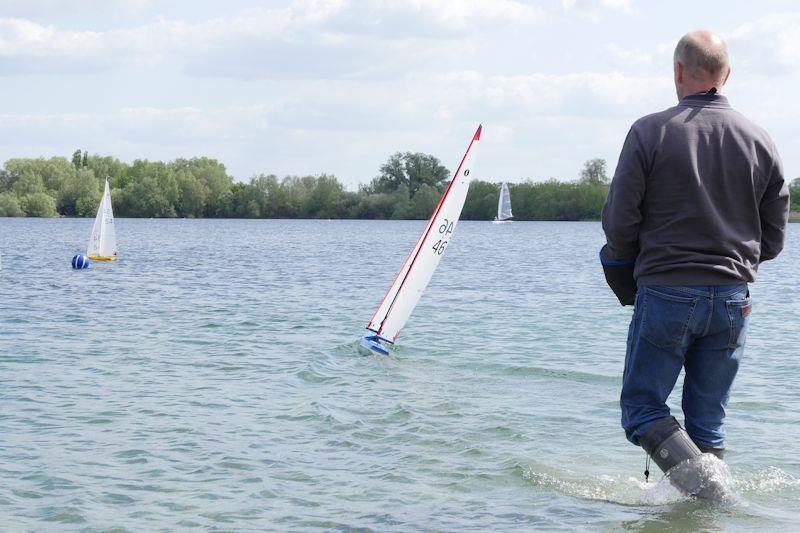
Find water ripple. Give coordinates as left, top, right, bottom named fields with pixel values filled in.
left=0, top=219, right=798, bottom=530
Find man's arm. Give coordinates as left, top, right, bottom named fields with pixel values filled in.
left=759, top=147, right=790, bottom=262
left=602, top=125, right=648, bottom=261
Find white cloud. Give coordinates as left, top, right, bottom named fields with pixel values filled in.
left=598, top=13, right=800, bottom=81
left=0, top=0, right=541, bottom=78
left=561, top=0, right=637, bottom=22
left=428, top=70, right=669, bottom=119
left=600, top=0, right=635, bottom=12
left=334, top=0, right=542, bottom=34
left=0, top=0, right=152, bottom=19
left=0, top=69, right=672, bottom=183
left=730, top=13, right=800, bottom=76
left=1, top=2, right=799, bottom=185
left=605, top=43, right=653, bottom=65
left=0, top=18, right=100, bottom=57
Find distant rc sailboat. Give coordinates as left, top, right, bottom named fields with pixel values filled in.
left=493, top=182, right=512, bottom=223
left=87, top=178, right=117, bottom=261
left=361, top=125, right=482, bottom=356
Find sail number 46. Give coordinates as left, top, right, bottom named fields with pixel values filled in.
left=432, top=239, right=447, bottom=255
left=432, top=219, right=454, bottom=255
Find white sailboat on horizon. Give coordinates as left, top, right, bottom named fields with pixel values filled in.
left=87, top=178, right=118, bottom=261
left=493, top=182, right=513, bottom=223
left=361, top=125, right=482, bottom=356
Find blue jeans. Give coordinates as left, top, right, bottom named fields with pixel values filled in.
left=621, top=284, right=751, bottom=449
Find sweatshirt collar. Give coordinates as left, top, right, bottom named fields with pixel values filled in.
left=679, top=92, right=731, bottom=109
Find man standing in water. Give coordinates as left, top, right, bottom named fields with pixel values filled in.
left=601, top=29, right=789, bottom=492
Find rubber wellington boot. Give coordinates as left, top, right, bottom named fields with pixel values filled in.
left=639, top=417, right=727, bottom=500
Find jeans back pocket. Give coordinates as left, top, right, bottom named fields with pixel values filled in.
left=641, top=287, right=697, bottom=351
left=726, top=295, right=752, bottom=348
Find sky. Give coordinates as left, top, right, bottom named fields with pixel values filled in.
left=1, top=0, right=799, bottom=187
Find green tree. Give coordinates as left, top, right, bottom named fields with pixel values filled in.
left=790, top=177, right=799, bottom=212
left=115, top=175, right=175, bottom=217
left=72, top=149, right=83, bottom=169
left=282, top=175, right=316, bottom=218
left=11, top=172, right=46, bottom=197
left=82, top=150, right=88, bottom=167
left=580, top=158, right=609, bottom=185
left=352, top=192, right=395, bottom=219
left=86, top=155, right=130, bottom=188
left=21, top=192, right=57, bottom=217
left=227, top=182, right=262, bottom=218
left=128, top=160, right=179, bottom=217
left=370, top=152, right=450, bottom=196
left=171, top=158, right=231, bottom=216
left=252, top=174, right=285, bottom=218
left=307, top=174, right=346, bottom=218
left=4, top=157, right=74, bottom=193
left=58, top=168, right=101, bottom=216
left=0, top=192, right=24, bottom=216
left=462, top=180, right=501, bottom=220
left=408, top=183, right=440, bottom=219
left=389, top=184, right=412, bottom=219
left=39, top=157, right=75, bottom=192
left=110, top=188, right=125, bottom=215
left=175, top=170, right=207, bottom=218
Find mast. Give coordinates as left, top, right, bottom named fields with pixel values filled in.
left=366, top=125, right=482, bottom=343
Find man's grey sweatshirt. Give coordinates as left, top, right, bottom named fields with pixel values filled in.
left=602, top=93, right=790, bottom=286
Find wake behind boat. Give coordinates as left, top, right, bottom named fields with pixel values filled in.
left=361, top=125, right=482, bottom=356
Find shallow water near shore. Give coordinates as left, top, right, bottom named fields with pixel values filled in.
left=1, top=218, right=798, bottom=531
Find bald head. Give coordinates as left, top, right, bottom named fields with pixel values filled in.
left=673, top=30, right=731, bottom=100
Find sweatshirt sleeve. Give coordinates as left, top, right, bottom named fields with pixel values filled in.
left=759, top=145, right=790, bottom=262
left=601, top=124, right=648, bottom=261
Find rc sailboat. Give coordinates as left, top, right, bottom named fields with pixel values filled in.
left=361, top=125, right=482, bottom=355
left=87, top=178, right=117, bottom=261
left=493, top=182, right=512, bottom=223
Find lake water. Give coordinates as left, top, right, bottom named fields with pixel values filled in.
left=1, top=218, right=798, bottom=531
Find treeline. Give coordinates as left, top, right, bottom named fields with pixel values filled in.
left=0, top=154, right=240, bottom=219
left=1, top=150, right=796, bottom=220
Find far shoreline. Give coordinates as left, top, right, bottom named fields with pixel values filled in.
left=2, top=214, right=799, bottom=222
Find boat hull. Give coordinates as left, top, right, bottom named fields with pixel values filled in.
left=88, top=256, right=117, bottom=262
left=359, top=334, right=391, bottom=356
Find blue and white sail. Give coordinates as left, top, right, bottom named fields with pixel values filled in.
left=361, top=125, right=482, bottom=355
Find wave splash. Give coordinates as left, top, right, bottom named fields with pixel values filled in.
left=520, top=459, right=799, bottom=506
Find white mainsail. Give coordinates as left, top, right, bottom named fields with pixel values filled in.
left=366, top=125, right=482, bottom=343
left=87, top=178, right=117, bottom=261
left=496, top=182, right=512, bottom=221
